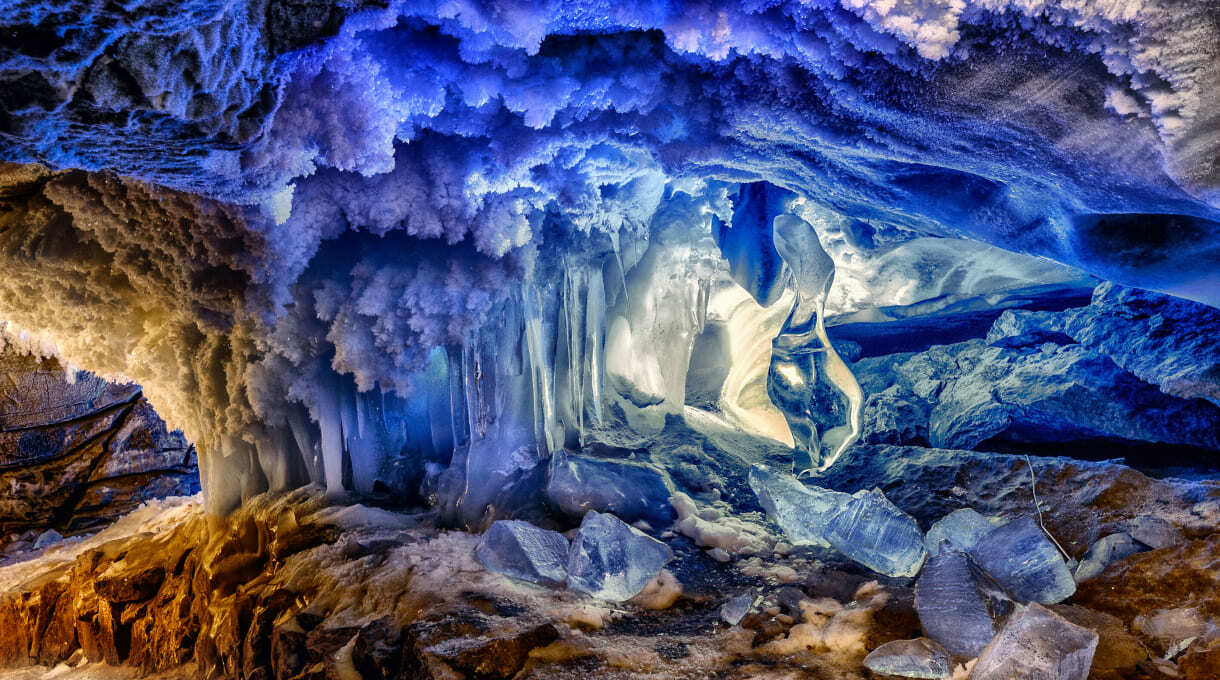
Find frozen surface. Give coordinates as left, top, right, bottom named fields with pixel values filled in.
left=972, top=603, right=1099, bottom=680
left=476, top=520, right=570, bottom=587
left=972, top=517, right=1077, bottom=605
left=566, top=511, right=673, bottom=602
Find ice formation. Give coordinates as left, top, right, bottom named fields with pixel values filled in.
left=1, top=0, right=1219, bottom=523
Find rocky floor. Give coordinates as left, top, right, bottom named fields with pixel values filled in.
left=0, top=444, right=1214, bottom=680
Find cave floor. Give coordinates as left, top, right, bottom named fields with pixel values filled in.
left=0, top=445, right=1217, bottom=680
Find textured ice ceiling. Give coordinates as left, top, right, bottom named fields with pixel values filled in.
left=1, top=0, right=1218, bottom=516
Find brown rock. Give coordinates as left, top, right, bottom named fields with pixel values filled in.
left=406, top=611, right=559, bottom=680
left=1075, top=536, right=1220, bottom=622
left=1051, top=604, right=1147, bottom=672
left=1180, top=644, right=1220, bottom=680
left=96, top=565, right=166, bottom=603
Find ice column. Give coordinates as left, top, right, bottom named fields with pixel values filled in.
left=769, top=212, right=864, bottom=474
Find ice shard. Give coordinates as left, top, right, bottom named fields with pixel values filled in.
left=863, top=638, right=953, bottom=680
left=748, top=464, right=848, bottom=548
left=566, top=511, right=673, bottom=602
left=923, top=508, right=996, bottom=554
left=971, top=517, right=1076, bottom=605
left=1074, top=533, right=1147, bottom=583
left=915, top=549, right=1016, bottom=658
left=546, top=451, right=675, bottom=527
left=476, top=520, right=570, bottom=587
left=823, top=488, right=927, bottom=578
left=971, top=603, right=1098, bottom=680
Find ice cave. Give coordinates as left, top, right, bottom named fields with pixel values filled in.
left=0, top=1, right=1219, bottom=679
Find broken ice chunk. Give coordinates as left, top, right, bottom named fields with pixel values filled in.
left=720, top=594, right=754, bottom=626
left=567, top=511, right=673, bottom=601
left=824, top=488, right=927, bottom=578
left=1074, top=532, right=1148, bottom=582
left=33, top=529, right=63, bottom=550
left=915, top=549, right=1015, bottom=658
left=923, top=508, right=995, bottom=554
left=476, top=520, right=570, bottom=586
left=971, top=517, right=1076, bottom=604
left=546, top=451, right=675, bottom=527
left=972, top=603, right=1099, bottom=680
left=748, top=464, right=849, bottom=548
left=863, top=638, right=953, bottom=679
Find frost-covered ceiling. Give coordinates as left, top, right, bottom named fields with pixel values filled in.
left=1, top=0, right=1219, bottom=515
left=4, top=0, right=1220, bottom=295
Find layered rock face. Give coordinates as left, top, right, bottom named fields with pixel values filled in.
left=0, top=342, right=197, bottom=544
left=846, top=282, right=1220, bottom=475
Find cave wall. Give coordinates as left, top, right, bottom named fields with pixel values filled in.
left=0, top=335, right=198, bottom=541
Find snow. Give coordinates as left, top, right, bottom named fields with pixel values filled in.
left=0, top=495, right=202, bottom=594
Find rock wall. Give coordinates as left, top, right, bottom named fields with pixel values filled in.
left=0, top=346, right=197, bottom=543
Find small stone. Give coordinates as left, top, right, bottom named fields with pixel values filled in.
left=915, top=549, right=1014, bottom=658
left=1074, top=533, right=1147, bottom=582
left=971, top=517, right=1075, bottom=604
left=720, top=594, right=754, bottom=626
left=707, top=547, right=731, bottom=563
left=824, top=488, right=927, bottom=578
left=923, top=508, right=994, bottom=554
left=863, top=638, right=953, bottom=679
left=748, top=465, right=848, bottom=548
left=476, top=520, right=570, bottom=586
left=567, top=511, right=673, bottom=602
left=1121, top=516, right=1185, bottom=550
left=972, top=603, right=1099, bottom=680
left=33, top=529, right=63, bottom=550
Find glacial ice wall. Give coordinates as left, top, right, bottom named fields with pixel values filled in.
left=1, top=1, right=1219, bottom=517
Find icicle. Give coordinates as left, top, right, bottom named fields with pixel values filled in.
left=447, top=344, right=468, bottom=449
left=286, top=404, right=321, bottom=484
left=315, top=372, right=346, bottom=494
left=523, top=284, right=557, bottom=454
left=609, top=229, right=629, bottom=304
left=355, top=387, right=368, bottom=440
left=584, top=266, right=606, bottom=428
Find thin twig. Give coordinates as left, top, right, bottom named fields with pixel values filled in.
left=1025, top=454, right=1070, bottom=560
